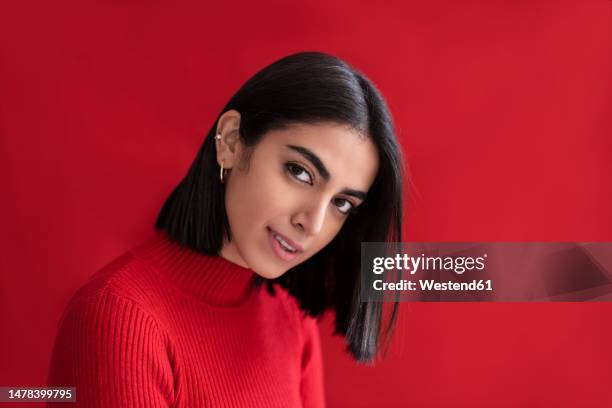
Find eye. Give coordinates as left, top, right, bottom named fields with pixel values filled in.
left=285, top=163, right=313, bottom=185
left=333, top=198, right=356, bottom=215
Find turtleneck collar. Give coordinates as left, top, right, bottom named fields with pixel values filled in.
left=130, top=230, right=257, bottom=307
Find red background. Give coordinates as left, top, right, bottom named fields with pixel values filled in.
left=1, top=1, right=611, bottom=406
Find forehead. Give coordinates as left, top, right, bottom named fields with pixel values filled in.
left=260, top=122, right=380, bottom=190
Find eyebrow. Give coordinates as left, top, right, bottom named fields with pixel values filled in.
left=286, top=144, right=367, bottom=200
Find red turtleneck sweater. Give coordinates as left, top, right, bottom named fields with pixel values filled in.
left=46, top=230, right=325, bottom=407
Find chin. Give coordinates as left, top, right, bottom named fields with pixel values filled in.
left=252, top=267, right=288, bottom=280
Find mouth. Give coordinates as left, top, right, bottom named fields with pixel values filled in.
left=266, top=226, right=303, bottom=262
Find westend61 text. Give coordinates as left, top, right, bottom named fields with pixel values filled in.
left=373, top=279, right=493, bottom=291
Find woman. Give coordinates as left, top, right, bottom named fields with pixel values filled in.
left=47, top=51, right=404, bottom=407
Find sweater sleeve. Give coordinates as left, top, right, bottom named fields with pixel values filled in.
left=46, top=288, right=175, bottom=407
left=299, top=314, right=326, bottom=408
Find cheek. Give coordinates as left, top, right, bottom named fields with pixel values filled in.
left=225, top=168, right=293, bottom=231
left=225, top=182, right=259, bottom=237
left=316, top=224, right=342, bottom=249
left=300, top=219, right=344, bottom=261
left=253, top=163, right=314, bottom=213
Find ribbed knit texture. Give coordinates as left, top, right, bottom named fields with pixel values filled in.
left=47, top=230, right=325, bottom=407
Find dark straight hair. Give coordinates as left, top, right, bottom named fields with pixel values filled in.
left=156, top=51, right=404, bottom=363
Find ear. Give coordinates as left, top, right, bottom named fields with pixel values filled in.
left=214, top=109, right=242, bottom=169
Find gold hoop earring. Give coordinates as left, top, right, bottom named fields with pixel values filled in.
left=217, top=134, right=227, bottom=183
left=220, top=161, right=226, bottom=183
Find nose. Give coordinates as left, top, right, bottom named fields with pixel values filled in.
left=291, top=198, right=327, bottom=237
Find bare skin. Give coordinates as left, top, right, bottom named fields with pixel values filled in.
left=214, top=109, right=379, bottom=279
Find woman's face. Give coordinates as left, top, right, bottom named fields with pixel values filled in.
left=216, top=111, right=379, bottom=279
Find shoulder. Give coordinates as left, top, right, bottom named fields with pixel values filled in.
left=60, top=249, right=165, bottom=328
left=48, top=253, right=175, bottom=404
left=53, top=254, right=171, bottom=359
left=269, top=285, right=324, bottom=396
left=269, top=283, right=321, bottom=340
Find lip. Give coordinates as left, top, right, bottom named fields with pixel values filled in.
left=267, top=228, right=299, bottom=262
left=267, top=227, right=304, bottom=252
